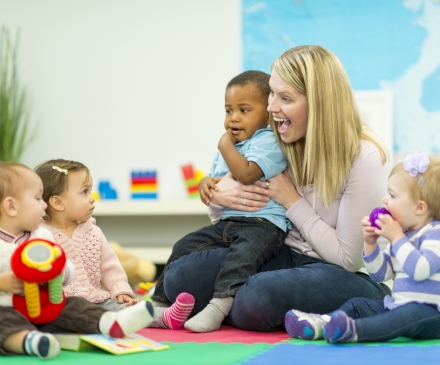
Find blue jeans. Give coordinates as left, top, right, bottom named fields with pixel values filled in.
left=163, top=245, right=391, bottom=331
left=152, top=217, right=285, bottom=303
left=336, top=297, right=440, bottom=341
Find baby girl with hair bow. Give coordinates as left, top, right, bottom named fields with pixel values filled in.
left=35, top=159, right=195, bottom=330
left=285, top=151, right=440, bottom=344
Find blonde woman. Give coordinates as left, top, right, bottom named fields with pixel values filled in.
left=162, top=45, right=392, bottom=331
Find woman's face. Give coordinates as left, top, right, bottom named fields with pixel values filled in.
left=268, top=69, right=308, bottom=144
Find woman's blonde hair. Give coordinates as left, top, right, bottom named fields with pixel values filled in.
left=389, top=156, right=440, bottom=220
left=270, top=45, right=387, bottom=207
left=34, top=159, right=90, bottom=220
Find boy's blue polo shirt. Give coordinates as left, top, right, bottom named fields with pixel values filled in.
left=210, top=127, right=292, bottom=231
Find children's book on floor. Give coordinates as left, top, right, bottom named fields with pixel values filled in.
left=53, top=332, right=169, bottom=355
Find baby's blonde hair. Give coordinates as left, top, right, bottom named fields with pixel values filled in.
left=0, top=162, right=33, bottom=218
left=271, top=45, right=387, bottom=208
left=389, top=156, right=440, bottom=219
left=0, top=162, right=32, bottom=200
left=34, top=159, right=90, bottom=220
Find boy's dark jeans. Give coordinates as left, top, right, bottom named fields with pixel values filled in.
left=152, top=217, right=286, bottom=304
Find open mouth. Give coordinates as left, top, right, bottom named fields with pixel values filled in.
left=274, top=117, right=291, bottom=134
left=230, top=128, right=243, bottom=135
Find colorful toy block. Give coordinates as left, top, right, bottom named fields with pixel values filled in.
left=131, top=171, right=158, bottom=199
left=181, top=164, right=204, bottom=198
left=98, top=181, right=118, bottom=200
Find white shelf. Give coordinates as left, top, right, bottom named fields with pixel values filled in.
left=123, top=247, right=172, bottom=264
left=93, top=199, right=209, bottom=216
left=92, top=200, right=211, bottom=255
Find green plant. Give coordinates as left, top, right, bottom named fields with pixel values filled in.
left=0, top=26, right=36, bottom=162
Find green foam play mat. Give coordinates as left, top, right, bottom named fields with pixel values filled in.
left=4, top=327, right=440, bottom=365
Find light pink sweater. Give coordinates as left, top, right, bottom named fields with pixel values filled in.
left=41, top=218, right=135, bottom=303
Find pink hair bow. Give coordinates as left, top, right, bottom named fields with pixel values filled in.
left=403, top=152, right=430, bottom=177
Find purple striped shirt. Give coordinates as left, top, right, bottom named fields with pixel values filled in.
left=363, top=220, right=440, bottom=310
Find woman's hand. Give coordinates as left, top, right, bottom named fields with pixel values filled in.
left=210, top=172, right=269, bottom=212
left=254, top=169, right=301, bottom=210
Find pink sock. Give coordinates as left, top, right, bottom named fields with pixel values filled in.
left=162, top=292, right=195, bottom=329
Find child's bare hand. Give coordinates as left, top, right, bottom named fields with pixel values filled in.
left=374, top=214, right=405, bottom=244
left=219, top=130, right=238, bottom=147
left=362, top=216, right=378, bottom=246
left=199, top=176, right=221, bottom=205
left=0, top=272, right=24, bottom=294
left=117, top=294, right=139, bottom=306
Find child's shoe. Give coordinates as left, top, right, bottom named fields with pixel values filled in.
left=24, top=331, right=60, bottom=360
left=285, top=309, right=330, bottom=340
left=323, top=311, right=357, bottom=343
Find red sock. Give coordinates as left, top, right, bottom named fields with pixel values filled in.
left=162, top=292, right=195, bottom=329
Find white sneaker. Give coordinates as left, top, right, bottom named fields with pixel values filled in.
left=285, top=309, right=330, bottom=340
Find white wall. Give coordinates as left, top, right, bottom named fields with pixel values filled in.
left=0, top=0, right=242, bottom=200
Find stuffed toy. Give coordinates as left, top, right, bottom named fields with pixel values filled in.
left=109, top=241, right=156, bottom=287
left=10, top=238, right=66, bottom=324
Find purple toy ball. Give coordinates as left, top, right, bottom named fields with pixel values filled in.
left=369, top=207, right=392, bottom=229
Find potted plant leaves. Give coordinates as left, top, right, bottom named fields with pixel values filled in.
left=0, top=26, right=36, bottom=162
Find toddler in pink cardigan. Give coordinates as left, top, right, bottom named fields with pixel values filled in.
left=35, top=159, right=137, bottom=311
left=35, top=159, right=194, bottom=329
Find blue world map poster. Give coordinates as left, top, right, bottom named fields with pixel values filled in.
left=243, top=0, right=440, bottom=156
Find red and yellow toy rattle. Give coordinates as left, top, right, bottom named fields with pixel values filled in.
left=10, top=238, right=67, bottom=324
